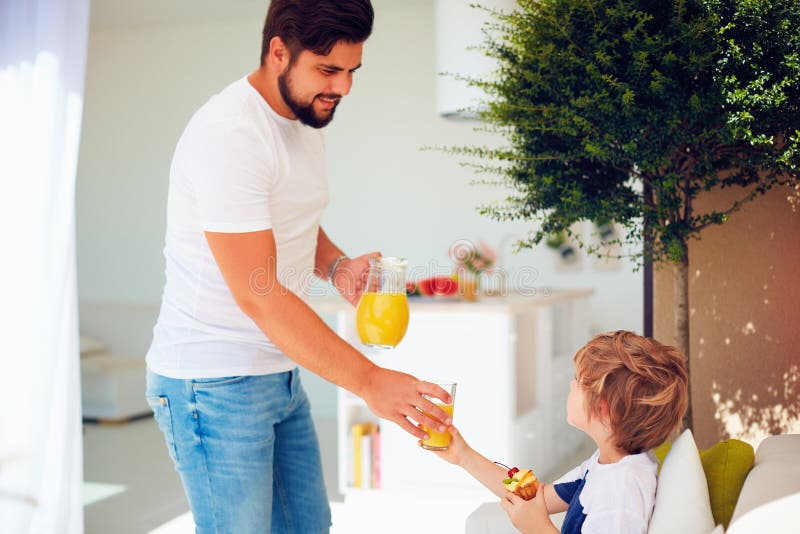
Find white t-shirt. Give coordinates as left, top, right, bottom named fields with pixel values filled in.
left=146, top=76, right=329, bottom=378
left=553, top=449, right=658, bottom=534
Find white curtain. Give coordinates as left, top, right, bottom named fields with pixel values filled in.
left=0, top=0, right=89, bottom=532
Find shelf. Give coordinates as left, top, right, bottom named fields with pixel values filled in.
left=309, top=289, right=594, bottom=315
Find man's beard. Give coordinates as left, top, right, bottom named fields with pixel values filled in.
left=278, top=67, right=339, bottom=129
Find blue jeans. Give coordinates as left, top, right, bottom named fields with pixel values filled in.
left=146, top=368, right=331, bottom=534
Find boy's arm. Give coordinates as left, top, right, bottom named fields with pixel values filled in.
left=540, top=483, right=569, bottom=514
left=502, top=487, right=562, bottom=534
left=430, top=426, right=509, bottom=497
left=435, top=426, right=569, bottom=514
left=464, top=459, right=571, bottom=515
left=459, top=448, right=511, bottom=498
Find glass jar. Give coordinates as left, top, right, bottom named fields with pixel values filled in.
left=356, top=257, right=410, bottom=349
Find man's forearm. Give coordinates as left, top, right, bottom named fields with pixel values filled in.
left=315, top=226, right=345, bottom=280
left=242, top=282, right=374, bottom=395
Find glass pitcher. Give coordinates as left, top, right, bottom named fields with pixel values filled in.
left=356, top=257, right=410, bottom=349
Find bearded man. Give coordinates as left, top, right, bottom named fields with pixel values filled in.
left=145, top=1, right=452, bottom=531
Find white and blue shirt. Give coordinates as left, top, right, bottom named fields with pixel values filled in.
left=553, top=449, right=658, bottom=534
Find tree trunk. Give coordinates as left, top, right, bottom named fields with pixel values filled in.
left=674, top=240, right=692, bottom=431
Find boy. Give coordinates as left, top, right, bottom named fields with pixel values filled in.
left=430, top=330, right=688, bottom=533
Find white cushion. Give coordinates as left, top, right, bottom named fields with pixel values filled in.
left=730, top=434, right=800, bottom=524
left=648, top=429, right=715, bottom=534
left=79, top=334, right=106, bottom=357
left=726, top=491, right=800, bottom=534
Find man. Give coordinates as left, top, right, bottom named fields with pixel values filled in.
left=144, top=1, right=452, bottom=532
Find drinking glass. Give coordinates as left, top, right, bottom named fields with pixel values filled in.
left=420, top=381, right=457, bottom=451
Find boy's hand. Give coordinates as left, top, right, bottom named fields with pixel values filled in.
left=500, top=483, right=556, bottom=534
left=418, top=425, right=471, bottom=466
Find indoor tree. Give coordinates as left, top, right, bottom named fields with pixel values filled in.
left=450, top=0, right=800, bottom=429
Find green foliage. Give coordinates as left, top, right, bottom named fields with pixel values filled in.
left=545, top=230, right=567, bottom=249
left=457, top=0, right=800, bottom=264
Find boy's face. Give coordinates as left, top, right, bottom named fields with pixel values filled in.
left=277, top=40, right=363, bottom=128
left=566, top=373, right=590, bottom=431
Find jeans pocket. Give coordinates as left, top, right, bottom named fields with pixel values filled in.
left=146, top=395, right=179, bottom=464
left=191, top=375, right=247, bottom=389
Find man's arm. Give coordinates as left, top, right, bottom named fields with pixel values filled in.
left=204, top=229, right=452, bottom=438
left=315, top=226, right=345, bottom=281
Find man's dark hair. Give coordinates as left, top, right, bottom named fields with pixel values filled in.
left=261, top=0, right=374, bottom=65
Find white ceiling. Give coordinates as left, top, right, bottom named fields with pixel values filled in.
left=89, top=0, right=432, bottom=33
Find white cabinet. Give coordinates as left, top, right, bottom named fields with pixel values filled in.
left=311, top=290, right=592, bottom=498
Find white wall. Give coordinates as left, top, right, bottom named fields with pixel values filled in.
left=76, top=1, right=642, bottom=416
left=76, top=20, right=263, bottom=304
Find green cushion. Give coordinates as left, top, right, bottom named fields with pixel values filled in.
left=653, top=439, right=754, bottom=528
left=653, top=441, right=672, bottom=470
left=700, top=439, right=755, bottom=528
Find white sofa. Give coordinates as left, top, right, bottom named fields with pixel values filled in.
left=465, top=433, right=800, bottom=534
left=79, top=301, right=159, bottom=422
left=725, top=434, right=800, bottom=533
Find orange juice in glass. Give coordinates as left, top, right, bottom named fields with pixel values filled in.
left=458, top=269, right=479, bottom=302
left=420, top=381, right=457, bottom=451
left=356, top=257, right=409, bottom=349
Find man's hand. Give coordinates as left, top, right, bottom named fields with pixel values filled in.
left=360, top=367, right=453, bottom=439
left=332, top=252, right=380, bottom=306
left=500, top=483, right=558, bottom=534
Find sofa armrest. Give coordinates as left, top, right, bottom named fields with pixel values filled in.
left=465, top=502, right=565, bottom=533
left=730, top=434, right=800, bottom=525
left=727, top=492, right=800, bottom=534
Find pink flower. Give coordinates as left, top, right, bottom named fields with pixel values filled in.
left=476, top=241, right=497, bottom=264
left=449, top=239, right=496, bottom=275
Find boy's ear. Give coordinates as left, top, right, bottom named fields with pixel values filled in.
left=598, top=398, right=610, bottom=419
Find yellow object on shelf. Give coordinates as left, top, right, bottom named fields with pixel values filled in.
left=458, top=273, right=479, bottom=302
left=352, top=422, right=376, bottom=488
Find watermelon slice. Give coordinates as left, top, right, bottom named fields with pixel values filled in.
left=416, top=276, right=459, bottom=297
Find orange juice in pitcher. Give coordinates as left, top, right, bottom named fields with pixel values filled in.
left=356, top=257, right=409, bottom=349
left=357, top=292, right=409, bottom=348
